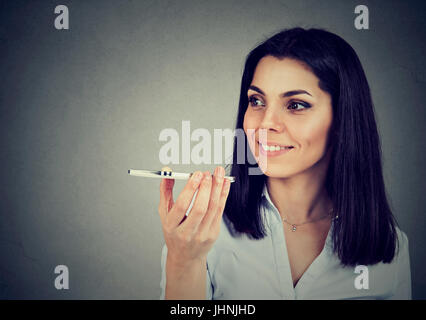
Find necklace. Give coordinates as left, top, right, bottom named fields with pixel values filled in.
left=282, top=209, right=338, bottom=232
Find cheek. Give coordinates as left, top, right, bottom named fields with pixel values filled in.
left=297, top=118, right=332, bottom=152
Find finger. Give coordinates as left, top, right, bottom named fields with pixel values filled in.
left=158, top=167, right=174, bottom=222
left=198, top=166, right=225, bottom=231
left=179, top=171, right=212, bottom=233
left=166, top=170, right=203, bottom=228
left=210, top=177, right=231, bottom=231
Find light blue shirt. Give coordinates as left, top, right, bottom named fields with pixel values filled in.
left=160, top=184, right=412, bottom=299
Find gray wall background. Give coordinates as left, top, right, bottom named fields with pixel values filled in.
left=0, top=0, right=425, bottom=299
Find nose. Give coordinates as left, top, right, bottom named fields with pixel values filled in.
left=259, top=105, right=285, bottom=133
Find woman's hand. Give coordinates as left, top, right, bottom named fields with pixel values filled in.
left=158, top=166, right=231, bottom=267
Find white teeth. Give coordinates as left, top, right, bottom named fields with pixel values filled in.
left=260, top=143, right=291, bottom=152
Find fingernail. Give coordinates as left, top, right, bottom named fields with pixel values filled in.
left=192, top=171, right=202, bottom=182
left=204, top=171, right=211, bottom=181
left=214, top=167, right=219, bottom=178
left=217, top=166, right=225, bottom=178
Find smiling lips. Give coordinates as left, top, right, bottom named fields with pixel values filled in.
left=257, top=141, right=294, bottom=156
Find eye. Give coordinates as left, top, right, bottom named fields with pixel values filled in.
left=248, top=96, right=265, bottom=107
left=288, top=101, right=311, bottom=111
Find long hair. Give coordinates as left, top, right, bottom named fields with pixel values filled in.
left=223, top=27, right=398, bottom=266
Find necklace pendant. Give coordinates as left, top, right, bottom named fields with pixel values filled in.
left=291, top=225, right=297, bottom=232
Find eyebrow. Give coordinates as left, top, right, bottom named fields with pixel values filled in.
left=248, top=85, right=313, bottom=97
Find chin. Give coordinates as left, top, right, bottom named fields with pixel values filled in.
left=259, top=165, right=296, bottom=179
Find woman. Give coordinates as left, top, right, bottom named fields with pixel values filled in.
left=158, top=27, right=411, bottom=299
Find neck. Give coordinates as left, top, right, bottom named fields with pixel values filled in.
left=266, top=150, right=333, bottom=224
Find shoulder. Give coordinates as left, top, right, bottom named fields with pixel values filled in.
left=394, top=226, right=409, bottom=262
left=370, top=226, right=410, bottom=285
left=372, top=226, right=409, bottom=267
left=388, top=226, right=412, bottom=299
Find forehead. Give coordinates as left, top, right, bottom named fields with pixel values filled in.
left=250, top=56, right=321, bottom=94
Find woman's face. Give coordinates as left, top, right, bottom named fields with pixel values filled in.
left=243, top=56, right=333, bottom=178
